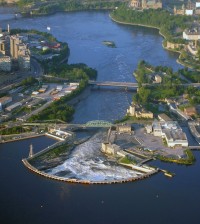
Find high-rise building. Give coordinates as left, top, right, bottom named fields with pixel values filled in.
left=10, top=35, right=21, bottom=59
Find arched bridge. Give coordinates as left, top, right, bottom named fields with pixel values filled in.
left=85, top=120, right=113, bottom=127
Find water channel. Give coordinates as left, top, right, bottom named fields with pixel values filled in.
left=0, top=10, right=200, bottom=224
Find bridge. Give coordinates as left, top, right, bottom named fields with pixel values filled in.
left=23, top=120, right=113, bottom=128
left=88, top=80, right=139, bottom=88
left=85, top=120, right=113, bottom=127
left=88, top=80, right=200, bottom=89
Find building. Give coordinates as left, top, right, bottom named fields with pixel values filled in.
left=130, top=0, right=162, bottom=9
left=158, top=113, right=172, bottom=122
left=163, top=129, right=188, bottom=147
left=152, top=121, right=188, bottom=147
left=183, top=28, right=200, bottom=41
left=18, top=55, right=30, bottom=71
left=5, top=102, right=22, bottom=112
left=145, top=124, right=152, bottom=133
left=174, top=5, right=185, bottom=15
left=153, top=121, right=162, bottom=136
left=166, top=41, right=183, bottom=50
left=10, top=35, right=22, bottom=59
left=101, top=143, right=120, bottom=155
left=127, top=104, right=153, bottom=119
left=130, top=0, right=142, bottom=8
left=174, top=0, right=197, bottom=15
left=117, top=124, right=132, bottom=134
left=154, top=75, right=162, bottom=83
left=0, top=96, right=12, bottom=110
left=196, top=1, right=200, bottom=8
left=0, top=39, right=6, bottom=55
left=184, top=107, right=197, bottom=116
left=0, top=56, right=11, bottom=71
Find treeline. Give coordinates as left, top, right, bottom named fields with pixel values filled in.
left=18, top=0, right=124, bottom=14
left=111, top=6, right=193, bottom=42
left=44, top=62, right=97, bottom=81
left=180, top=68, right=200, bottom=83
left=0, top=126, right=32, bottom=135
left=20, top=76, right=37, bottom=86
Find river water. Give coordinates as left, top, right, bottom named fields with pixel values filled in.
left=1, top=10, right=200, bottom=224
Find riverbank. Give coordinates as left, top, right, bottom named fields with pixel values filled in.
left=110, top=14, right=197, bottom=70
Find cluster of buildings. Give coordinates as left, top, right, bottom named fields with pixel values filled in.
left=165, top=97, right=198, bottom=120
left=127, top=103, right=154, bottom=119
left=0, top=25, right=30, bottom=72
left=174, top=0, right=200, bottom=16
left=32, top=82, right=79, bottom=101
left=130, top=0, right=162, bottom=9
left=47, top=128, right=73, bottom=141
left=147, top=120, right=188, bottom=147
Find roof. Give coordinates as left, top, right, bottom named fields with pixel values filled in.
left=0, top=96, right=12, bottom=103
left=184, top=107, right=197, bottom=115
left=158, top=113, right=172, bottom=122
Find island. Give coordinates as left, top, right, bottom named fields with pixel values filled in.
left=102, top=40, right=116, bottom=48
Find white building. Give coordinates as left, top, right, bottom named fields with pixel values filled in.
left=196, top=2, right=200, bottom=8
left=185, top=9, right=194, bottom=15
left=183, top=28, right=200, bottom=40
left=152, top=121, right=188, bottom=147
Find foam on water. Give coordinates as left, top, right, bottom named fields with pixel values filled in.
left=47, top=132, right=141, bottom=181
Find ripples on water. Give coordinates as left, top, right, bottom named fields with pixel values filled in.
left=47, top=132, right=140, bottom=181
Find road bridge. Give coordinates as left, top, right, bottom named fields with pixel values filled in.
left=88, top=80, right=139, bottom=88
left=23, top=120, right=113, bottom=128
left=89, top=80, right=200, bottom=89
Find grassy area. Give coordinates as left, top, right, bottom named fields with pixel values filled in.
left=32, top=143, right=73, bottom=161
left=119, top=156, right=137, bottom=165
left=156, top=149, right=196, bottom=165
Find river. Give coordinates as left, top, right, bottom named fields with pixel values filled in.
left=0, top=10, right=200, bottom=224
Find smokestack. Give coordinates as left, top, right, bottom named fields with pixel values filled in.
left=7, top=24, right=10, bottom=33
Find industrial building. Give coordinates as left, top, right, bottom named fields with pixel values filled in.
left=152, top=121, right=188, bottom=147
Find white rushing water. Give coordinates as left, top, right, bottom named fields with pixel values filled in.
left=47, top=132, right=141, bottom=181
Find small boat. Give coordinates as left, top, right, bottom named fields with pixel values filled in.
left=47, top=26, right=51, bottom=31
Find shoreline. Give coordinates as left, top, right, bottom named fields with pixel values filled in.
left=109, top=14, right=193, bottom=69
